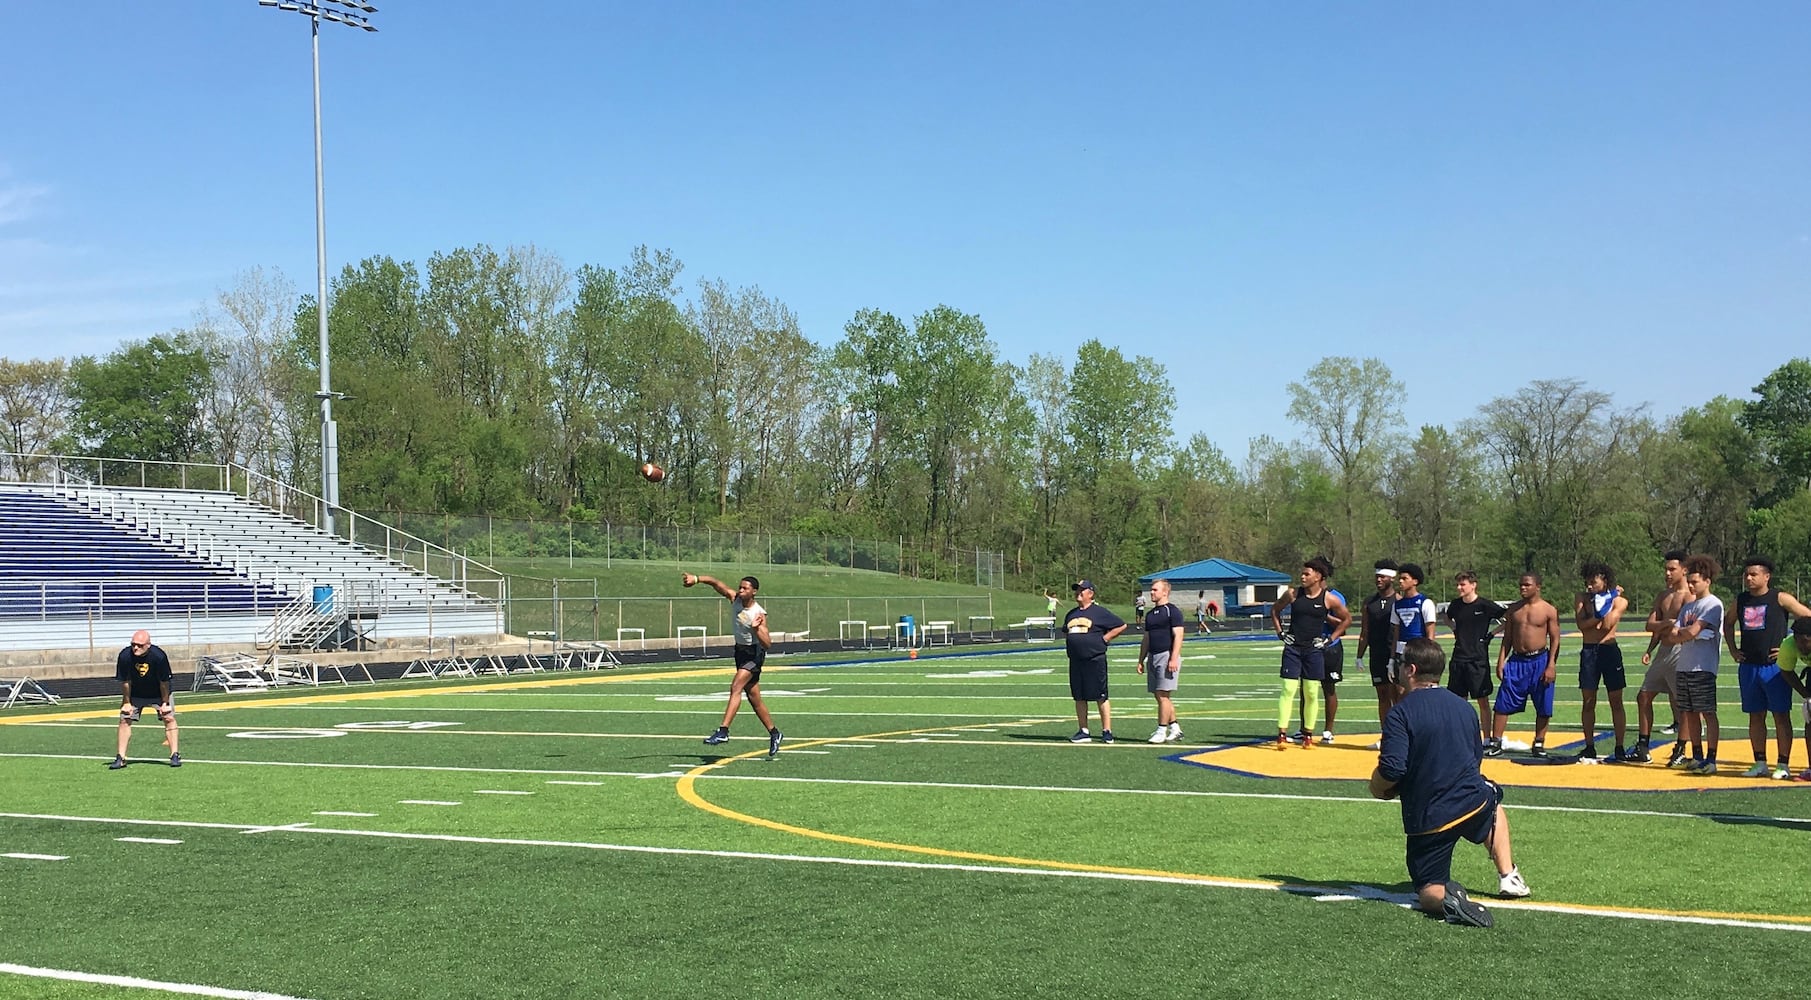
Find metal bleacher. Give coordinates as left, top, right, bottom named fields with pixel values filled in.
left=0, top=480, right=498, bottom=650
left=0, top=487, right=290, bottom=618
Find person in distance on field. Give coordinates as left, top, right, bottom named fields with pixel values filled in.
left=1267, top=556, right=1350, bottom=751
left=1774, top=617, right=1811, bottom=780
left=1354, top=559, right=1401, bottom=744
left=1724, top=556, right=1811, bottom=779
left=1635, top=551, right=1691, bottom=765
left=1137, top=578, right=1187, bottom=743
left=1659, top=555, right=1723, bottom=775
left=111, top=630, right=180, bottom=769
left=1487, top=573, right=1561, bottom=758
left=1370, top=637, right=1530, bottom=928
left=1195, top=590, right=1211, bottom=635
left=684, top=572, right=782, bottom=758
left=1445, top=571, right=1506, bottom=745
left=1064, top=579, right=1126, bottom=743
left=1573, top=562, right=1630, bottom=761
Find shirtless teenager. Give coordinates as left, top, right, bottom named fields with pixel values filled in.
left=1634, top=551, right=1690, bottom=764
left=1487, top=573, right=1562, bottom=758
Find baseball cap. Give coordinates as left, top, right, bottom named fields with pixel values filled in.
left=1072, top=579, right=1096, bottom=593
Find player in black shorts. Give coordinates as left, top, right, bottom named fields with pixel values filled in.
left=1354, top=559, right=1401, bottom=744
left=685, top=572, right=782, bottom=757
left=1446, top=571, right=1507, bottom=743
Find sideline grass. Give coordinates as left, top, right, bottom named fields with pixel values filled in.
left=3, top=638, right=1807, bottom=998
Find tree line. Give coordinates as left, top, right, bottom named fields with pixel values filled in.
left=3, top=243, right=1808, bottom=599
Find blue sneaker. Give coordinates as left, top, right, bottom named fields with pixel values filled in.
left=1100, top=730, right=1115, bottom=744
left=767, top=729, right=783, bottom=757
left=1069, top=730, right=1091, bottom=743
left=107, top=755, right=127, bottom=770
left=169, top=753, right=182, bottom=768
left=703, top=728, right=730, bottom=746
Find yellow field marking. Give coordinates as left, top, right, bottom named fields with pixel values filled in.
left=675, top=721, right=1811, bottom=927
left=678, top=722, right=1299, bottom=890
left=0, top=664, right=780, bottom=727
left=1180, top=730, right=1792, bottom=792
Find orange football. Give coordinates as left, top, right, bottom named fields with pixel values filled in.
left=640, top=462, right=665, bottom=483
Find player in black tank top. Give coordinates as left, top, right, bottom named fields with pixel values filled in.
left=1730, top=558, right=1811, bottom=775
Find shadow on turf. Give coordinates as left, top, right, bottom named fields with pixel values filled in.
left=1262, top=875, right=1420, bottom=910
left=1703, top=812, right=1811, bottom=832
left=631, top=753, right=733, bottom=765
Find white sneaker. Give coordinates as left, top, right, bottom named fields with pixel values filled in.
left=1773, top=767, right=1792, bottom=780
left=1498, top=868, right=1530, bottom=898
left=1167, top=723, right=1183, bottom=742
left=1367, top=740, right=1382, bottom=750
left=1743, top=762, right=1771, bottom=778
left=1319, top=731, right=1334, bottom=745
left=1148, top=727, right=1168, bottom=744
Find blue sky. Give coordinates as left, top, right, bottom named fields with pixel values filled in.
left=3, top=2, right=1807, bottom=455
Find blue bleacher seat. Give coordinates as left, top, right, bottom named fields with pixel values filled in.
left=0, top=489, right=291, bottom=619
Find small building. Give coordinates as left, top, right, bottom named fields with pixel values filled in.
left=1138, top=558, right=1293, bottom=617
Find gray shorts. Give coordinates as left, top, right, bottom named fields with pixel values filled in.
left=1641, top=645, right=1680, bottom=696
left=1146, top=650, right=1178, bottom=693
left=1676, top=670, right=1717, bottom=713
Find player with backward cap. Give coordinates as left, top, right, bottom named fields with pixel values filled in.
left=684, top=571, right=782, bottom=758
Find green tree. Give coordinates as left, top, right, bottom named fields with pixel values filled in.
left=63, top=334, right=211, bottom=466
left=1740, top=357, right=1811, bottom=502
left=0, top=357, right=70, bottom=478
left=1286, top=357, right=1404, bottom=569
left=1469, top=378, right=1645, bottom=576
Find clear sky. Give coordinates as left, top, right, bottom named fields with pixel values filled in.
left=3, top=2, right=1807, bottom=455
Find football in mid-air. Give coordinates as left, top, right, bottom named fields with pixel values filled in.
left=640, top=462, right=665, bottom=483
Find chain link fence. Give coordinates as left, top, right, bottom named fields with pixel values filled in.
left=369, top=511, right=1006, bottom=588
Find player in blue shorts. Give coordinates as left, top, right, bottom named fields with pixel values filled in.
left=1725, top=557, right=1811, bottom=778
left=1487, top=574, right=1561, bottom=758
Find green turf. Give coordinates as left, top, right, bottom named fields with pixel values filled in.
left=4, top=638, right=1808, bottom=998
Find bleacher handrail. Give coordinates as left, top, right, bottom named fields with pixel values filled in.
left=226, top=463, right=502, bottom=592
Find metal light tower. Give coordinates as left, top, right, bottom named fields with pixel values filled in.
left=256, top=0, right=376, bottom=534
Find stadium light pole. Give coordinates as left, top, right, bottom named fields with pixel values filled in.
left=256, top=0, right=376, bottom=535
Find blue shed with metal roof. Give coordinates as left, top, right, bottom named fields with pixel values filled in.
left=1137, top=558, right=1293, bottom=618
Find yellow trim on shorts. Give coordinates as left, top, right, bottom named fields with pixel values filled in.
left=1410, top=798, right=1488, bottom=837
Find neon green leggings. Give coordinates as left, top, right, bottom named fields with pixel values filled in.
left=1278, top=678, right=1320, bottom=734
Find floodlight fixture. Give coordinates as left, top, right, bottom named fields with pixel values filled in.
left=255, top=0, right=378, bottom=532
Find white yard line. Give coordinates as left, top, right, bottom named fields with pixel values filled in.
left=0, top=963, right=317, bottom=1000
left=0, top=811, right=1803, bottom=934
left=5, top=756, right=1805, bottom=826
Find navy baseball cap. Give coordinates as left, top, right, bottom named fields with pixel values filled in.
left=1072, top=579, right=1096, bottom=592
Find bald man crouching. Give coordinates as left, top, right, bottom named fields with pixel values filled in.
left=111, top=630, right=180, bottom=769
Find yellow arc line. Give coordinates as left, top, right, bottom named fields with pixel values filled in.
left=675, top=722, right=1811, bottom=926
left=675, top=722, right=1278, bottom=888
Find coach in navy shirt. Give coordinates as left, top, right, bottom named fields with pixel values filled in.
left=1063, top=579, right=1126, bottom=744
left=1369, top=638, right=1529, bottom=926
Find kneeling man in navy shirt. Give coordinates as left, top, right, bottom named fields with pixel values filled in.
left=1369, top=637, right=1530, bottom=927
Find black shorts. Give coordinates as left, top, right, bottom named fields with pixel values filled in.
left=734, top=644, right=767, bottom=682
left=1368, top=648, right=1395, bottom=687
left=1579, top=643, right=1626, bottom=692
left=1447, top=655, right=1494, bottom=700
left=1320, top=642, right=1345, bottom=686
left=1405, top=786, right=1501, bottom=890
left=1069, top=656, right=1109, bottom=702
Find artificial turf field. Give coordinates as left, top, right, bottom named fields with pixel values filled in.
left=3, top=636, right=1808, bottom=999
